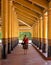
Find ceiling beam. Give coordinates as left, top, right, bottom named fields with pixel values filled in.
left=17, top=13, right=37, bottom=24
left=14, top=4, right=39, bottom=18
left=15, top=9, right=37, bottom=22
left=18, top=14, right=34, bottom=24
left=18, top=22, right=26, bottom=26
left=18, top=18, right=32, bottom=26
left=13, top=0, right=43, bottom=15
left=29, top=0, right=48, bottom=9
left=14, top=6, right=39, bottom=20
left=17, top=15, right=34, bottom=26
left=18, top=19, right=32, bottom=28
left=13, top=3, right=40, bottom=19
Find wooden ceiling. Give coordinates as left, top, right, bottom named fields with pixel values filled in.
left=12, top=0, right=50, bottom=26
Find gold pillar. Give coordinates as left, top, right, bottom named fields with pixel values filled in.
left=39, top=17, right=43, bottom=49
left=32, top=22, right=39, bottom=47
left=39, top=18, right=41, bottom=41
left=43, top=13, right=48, bottom=53
left=41, top=17, right=43, bottom=43
left=1, top=0, right=9, bottom=58
left=48, top=1, right=51, bottom=57
left=12, top=7, right=19, bottom=38
left=31, top=27, right=33, bottom=38
left=11, top=5, right=19, bottom=49
left=37, top=21, right=39, bottom=41
left=48, top=5, right=51, bottom=41
left=35, top=23, right=38, bottom=43
left=32, top=24, right=35, bottom=38
left=2, top=0, right=8, bottom=39
left=8, top=1, right=12, bottom=39
left=43, top=13, right=48, bottom=42
left=36, top=23, right=38, bottom=38
left=11, top=7, right=14, bottom=38
left=33, top=23, right=38, bottom=38
left=8, top=1, right=13, bottom=53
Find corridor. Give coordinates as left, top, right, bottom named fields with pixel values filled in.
left=0, top=44, right=51, bottom=65
left=0, top=0, right=51, bottom=65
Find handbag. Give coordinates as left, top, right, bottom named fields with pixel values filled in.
left=21, top=42, right=24, bottom=45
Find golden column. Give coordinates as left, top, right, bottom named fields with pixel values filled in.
left=38, top=21, right=39, bottom=40
left=39, top=17, right=43, bottom=49
left=31, top=27, right=33, bottom=38
left=42, top=12, right=48, bottom=53
left=48, top=1, right=51, bottom=57
left=35, top=23, right=38, bottom=47
left=32, top=24, right=35, bottom=39
left=32, top=23, right=37, bottom=45
left=36, top=22, right=39, bottom=47
left=40, top=17, right=43, bottom=48
left=10, top=5, right=14, bottom=50
left=1, top=0, right=9, bottom=59
left=10, top=6, right=15, bottom=50
left=11, top=5, right=19, bottom=49
left=8, top=1, right=13, bottom=53
left=37, top=20, right=40, bottom=47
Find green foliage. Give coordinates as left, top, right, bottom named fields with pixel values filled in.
left=19, top=32, right=31, bottom=40
left=0, top=32, right=2, bottom=39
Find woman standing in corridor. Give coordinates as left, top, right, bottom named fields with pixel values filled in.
left=23, top=35, right=29, bottom=54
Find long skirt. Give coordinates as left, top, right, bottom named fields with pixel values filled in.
left=23, top=44, right=28, bottom=49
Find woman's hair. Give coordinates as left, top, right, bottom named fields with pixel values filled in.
left=24, top=35, right=26, bottom=37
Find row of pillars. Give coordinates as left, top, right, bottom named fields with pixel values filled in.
left=32, top=1, right=51, bottom=57
left=1, top=0, right=19, bottom=59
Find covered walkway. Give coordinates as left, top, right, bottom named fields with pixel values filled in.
left=0, top=0, right=51, bottom=64
left=0, top=44, right=51, bottom=65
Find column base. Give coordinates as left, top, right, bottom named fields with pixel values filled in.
left=8, top=43, right=11, bottom=54
left=39, top=42, right=41, bottom=49
left=48, top=46, right=51, bottom=57
left=11, top=41, right=13, bottom=51
left=42, top=43, right=46, bottom=53
left=2, top=44, right=7, bottom=59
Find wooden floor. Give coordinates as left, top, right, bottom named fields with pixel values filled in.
left=0, top=44, right=51, bottom=65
